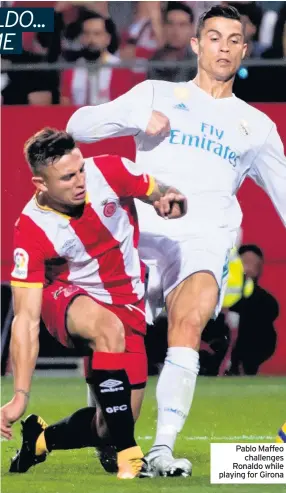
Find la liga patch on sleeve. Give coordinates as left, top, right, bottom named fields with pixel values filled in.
left=11, top=248, right=29, bottom=279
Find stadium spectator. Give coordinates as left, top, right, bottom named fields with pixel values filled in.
left=229, top=245, right=278, bottom=375
left=120, top=1, right=165, bottom=61
left=257, top=4, right=278, bottom=53
left=148, top=2, right=196, bottom=83
left=262, top=2, right=286, bottom=58
left=61, top=12, right=120, bottom=105
left=59, top=3, right=119, bottom=60
left=226, top=2, right=263, bottom=56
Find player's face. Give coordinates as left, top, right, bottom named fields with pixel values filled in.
left=165, top=10, right=194, bottom=50
left=241, top=251, right=263, bottom=282
left=191, top=17, right=247, bottom=82
left=81, top=18, right=111, bottom=52
left=33, top=148, right=86, bottom=207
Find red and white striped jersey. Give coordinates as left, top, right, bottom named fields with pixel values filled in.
left=61, top=53, right=121, bottom=106
left=11, top=155, right=154, bottom=305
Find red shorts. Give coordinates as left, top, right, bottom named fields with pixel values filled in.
left=42, top=282, right=147, bottom=387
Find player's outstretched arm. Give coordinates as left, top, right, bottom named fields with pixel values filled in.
left=140, top=180, right=187, bottom=219
left=66, top=80, right=170, bottom=143
left=0, top=287, right=42, bottom=440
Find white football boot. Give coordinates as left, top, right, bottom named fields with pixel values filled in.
left=141, top=446, right=192, bottom=478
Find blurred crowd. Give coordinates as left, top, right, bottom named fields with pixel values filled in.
left=1, top=1, right=286, bottom=105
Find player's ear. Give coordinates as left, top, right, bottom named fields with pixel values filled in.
left=190, top=37, right=199, bottom=55
left=32, top=175, right=48, bottom=193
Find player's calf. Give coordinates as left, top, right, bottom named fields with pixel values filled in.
left=90, top=352, right=144, bottom=477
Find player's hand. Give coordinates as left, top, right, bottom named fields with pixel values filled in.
left=1, top=395, right=27, bottom=440
left=146, top=110, right=170, bottom=137
left=154, top=189, right=187, bottom=219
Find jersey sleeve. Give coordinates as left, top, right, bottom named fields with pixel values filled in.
left=66, top=80, right=154, bottom=143
left=248, top=124, right=286, bottom=227
left=10, top=216, right=46, bottom=288
left=119, top=157, right=155, bottom=197
left=94, top=155, right=155, bottom=198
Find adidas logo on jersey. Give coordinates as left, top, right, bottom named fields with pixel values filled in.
left=100, top=379, right=124, bottom=393
left=173, top=103, right=189, bottom=111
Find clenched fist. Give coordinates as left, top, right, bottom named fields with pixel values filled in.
left=146, top=110, right=170, bottom=137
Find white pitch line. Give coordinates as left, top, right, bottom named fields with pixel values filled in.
left=2, top=435, right=276, bottom=443
left=138, top=435, right=275, bottom=441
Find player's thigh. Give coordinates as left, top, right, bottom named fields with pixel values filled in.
left=165, top=237, right=232, bottom=346
left=67, top=295, right=125, bottom=352
left=167, top=271, right=219, bottom=331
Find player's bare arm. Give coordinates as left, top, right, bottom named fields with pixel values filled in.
left=140, top=179, right=187, bottom=219
left=0, top=287, right=42, bottom=439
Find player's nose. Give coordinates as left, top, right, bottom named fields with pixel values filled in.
left=220, top=41, right=230, bottom=52
left=76, top=173, right=85, bottom=188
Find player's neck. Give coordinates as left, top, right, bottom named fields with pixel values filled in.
left=37, top=192, right=84, bottom=217
left=192, top=72, right=234, bottom=99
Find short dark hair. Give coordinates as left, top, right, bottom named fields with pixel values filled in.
left=24, top=127, right=76, bottom=175
left=238, top=244, right=264, bottom=259
left=196, top=5, right=242, bottom=38
left=165, top=2, right=194, bottom=24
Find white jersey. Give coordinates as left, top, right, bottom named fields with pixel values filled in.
left=67, top=80, right=286, bottom=237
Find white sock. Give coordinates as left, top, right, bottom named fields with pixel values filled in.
left=152, top=347, right=199, bottom=454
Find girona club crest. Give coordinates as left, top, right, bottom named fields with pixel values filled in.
left=102, top=200, right=117, bottom=217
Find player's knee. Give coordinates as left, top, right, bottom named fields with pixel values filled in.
left=169, top=309, right=203, bottom=348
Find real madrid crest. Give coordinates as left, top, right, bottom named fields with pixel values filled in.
left=174, top=85, right=190, bottom=101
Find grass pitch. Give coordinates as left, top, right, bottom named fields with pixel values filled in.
left=1, top=376, right=285, bottom=493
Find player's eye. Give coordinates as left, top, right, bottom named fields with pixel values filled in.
left=61, top=174, right=74, bottom=181
left=231, top=39, right=239, bottom=44
left=80, top=165, right=85, bottom=173
left=211, top=37, right=219, bottom=41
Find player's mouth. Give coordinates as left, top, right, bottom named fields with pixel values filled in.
left=74, top=190, right=86, bottom=200
left=217, top=58, right=231, bottom=65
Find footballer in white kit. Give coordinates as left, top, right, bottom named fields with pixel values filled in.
left=67, top=68, right=286, bottom=317
left=67, top=5, right=286, bottom=478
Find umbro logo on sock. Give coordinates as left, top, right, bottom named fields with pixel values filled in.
left=173, top=103, right=189, bottom=111
left=100, top=379, right=124, bottom=393
left=100, top=379, right=123, bottom=388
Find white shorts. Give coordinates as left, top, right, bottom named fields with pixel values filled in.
left=139, top=230, right=236, bottom=319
